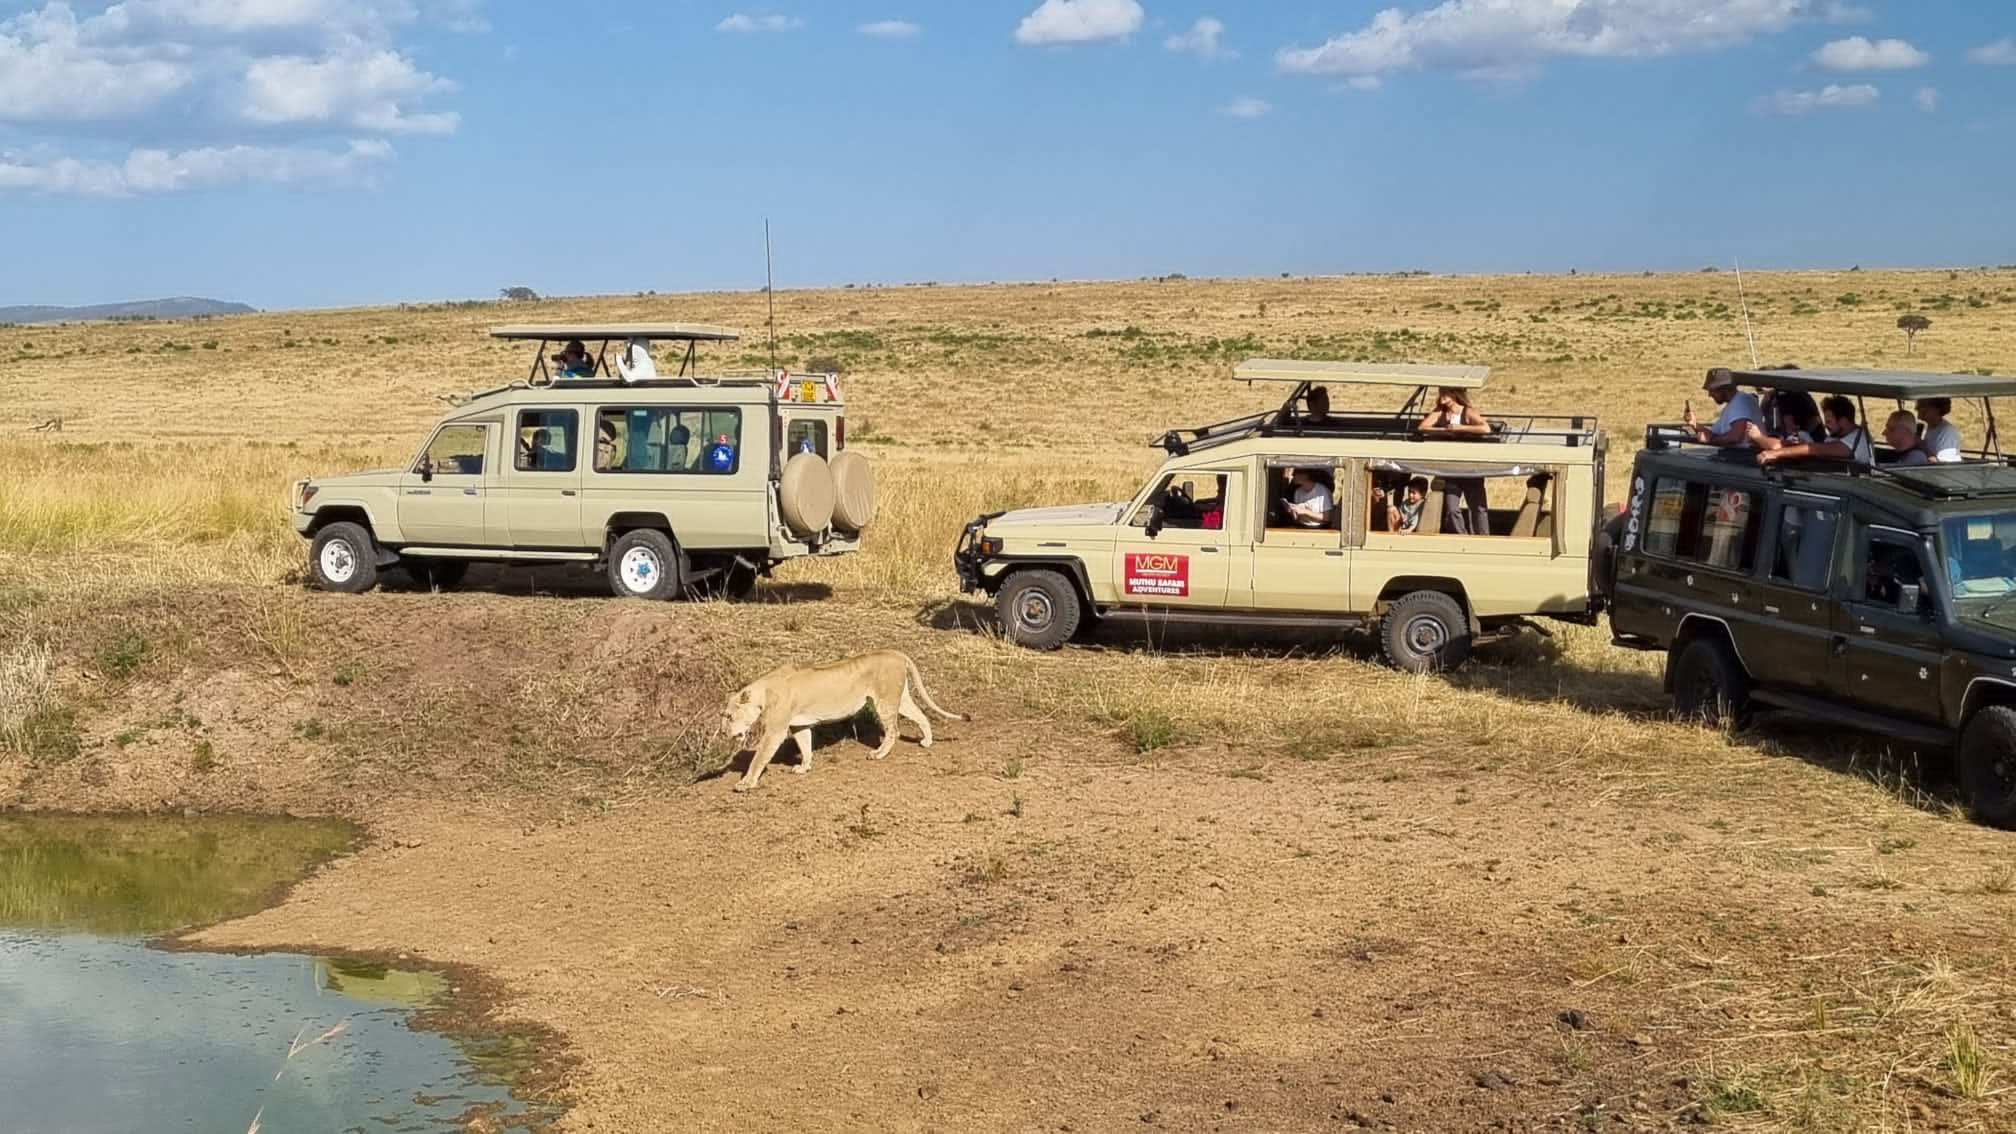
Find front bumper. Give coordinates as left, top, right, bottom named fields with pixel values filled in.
left=953, top=512, right=1004, bottom=594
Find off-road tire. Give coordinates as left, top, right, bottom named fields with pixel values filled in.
left=779, top=452, right=836, bottom=537
left=1669, top=636, right=1752, bottom=729
left=1380, top=590, right=1471, bottom=673
left=829, top=450, right=876, bottom=533
left=1958, top=706, right=2016, bottom=830
left=401, top=558, right=468, bottom=591
left=309, top=522, right=379, bottom=594
left=998, top=569, right=1081, bottom=651
left=607, top=529, right=682, bottom=601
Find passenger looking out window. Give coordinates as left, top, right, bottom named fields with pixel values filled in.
left=551, top=339, right=594, bottom=379
left=1917, top=399, right=1964, bottom=463
left=1756, top=396, right=1873, bottom=467
left=1682, top=368, right=1763, bottom=447
left=1282, top=468, right=1334, bottom=528
left=1883, top=410, right=1931, bottom=466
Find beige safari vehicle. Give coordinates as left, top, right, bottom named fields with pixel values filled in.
left=954, top=360, right=1609, bottom=670
left=291, top=324, right=874, bottom=599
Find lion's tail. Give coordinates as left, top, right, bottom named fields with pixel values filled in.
left=903, top=654, right=967, bottom=721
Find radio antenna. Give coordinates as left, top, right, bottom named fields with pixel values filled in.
left=764, top=219, right=778, bottom=372
left=1733, top=258, right=1760, bottom=367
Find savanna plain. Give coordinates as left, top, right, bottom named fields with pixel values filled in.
left=4, top=268, right=2016, bottom=1132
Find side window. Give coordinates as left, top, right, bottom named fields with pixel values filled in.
left=787, top=419, right=829, bottom=459
left=1264, top=462, right=1339, bottom=530
left=1643, top=478, right=1759, bottom=571
left=421, top=424, right=487, bottom=476
left=1855, top=530, right=1933, bottom=611
left=1134, top=473, right=1228, bottom=531
left=1771, top=501, right=1841, bottom=591
left=596, top=407, right=742, bottom=474
left=514, top=409, right=577, bottom=472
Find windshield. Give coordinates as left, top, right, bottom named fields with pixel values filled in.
left=1942, top=514, right=2016, bottom=598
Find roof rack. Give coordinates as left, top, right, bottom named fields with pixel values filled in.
left=1233, top=359, right=1490, bottom=389
left=1159, top=406, right=1599, bottom=456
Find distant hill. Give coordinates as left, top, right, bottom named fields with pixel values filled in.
left=0, top=297, right=257, bottom=324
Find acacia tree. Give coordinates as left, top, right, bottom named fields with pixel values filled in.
left=499, top=286, right=540, bottom=302
left=1898, top=313, right=1932, bottom=356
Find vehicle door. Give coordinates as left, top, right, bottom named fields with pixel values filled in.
left=398, top=422, right=494, bottom=546
left=1830, top=522, right=1946, bottom=723
left=1748, top=489, right=1844, bottom=697
left=779, top=373, right=842, bottom=460
left=497, top=407, right=585, bottom=548
left=1111, top=469, right=1241, bottom=609
left=1627, top=472, right=1767, bottom=651
left=1249, top=458, right=1350, bottom=611
left=587, top=404, right=767, bottom=550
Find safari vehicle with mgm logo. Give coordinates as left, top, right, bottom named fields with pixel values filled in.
left=955, top=360, right=1610, bottom=671
left=291, top=324, right=874, bottom=599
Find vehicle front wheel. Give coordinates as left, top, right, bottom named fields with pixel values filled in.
left=997, top=569, right=1081, bottom=650
left=309, top=522, right=379, bottom=594
left=1380, top=590, right=1471, bottom=673
left=607, top=529, right=682, bottom=600
left=1669, top=635, right=1751, bottom=728
left=1958, top=706, right=2016, bottom=830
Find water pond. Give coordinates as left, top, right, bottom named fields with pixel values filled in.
left=0, top=814, right=553, bottom=1132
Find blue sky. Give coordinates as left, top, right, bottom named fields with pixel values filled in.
left=2, top=0, right=2013, bottom=310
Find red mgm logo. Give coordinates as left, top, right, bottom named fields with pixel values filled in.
left=1124, top=552, right=1189, bottom=597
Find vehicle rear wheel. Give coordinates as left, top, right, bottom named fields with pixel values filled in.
left=607, top=529, right=682, bottom=600
left=1669, top=636, right=1751, bottom=728
left=401, top=558, right=468, bottom=591
left=309, top=522, right=379, bottom=594
left=1958, top=706, right=2016, bottom=830
left=1380, top=590, right=1471, bottom=673
left=997, top=570, right=1081, bottom=651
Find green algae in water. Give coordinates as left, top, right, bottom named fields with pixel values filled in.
left=0, top=813, right=357, bottom=934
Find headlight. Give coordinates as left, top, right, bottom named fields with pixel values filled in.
left=978, top=536, right=1002, bottom=555
left=299, top=482, right=318, bottom=508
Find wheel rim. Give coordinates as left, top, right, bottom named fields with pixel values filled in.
left=619, top=547, right=661, bottom=593
left=319, top=539, right=357, bottom=584
left=1404, top=614, right=1448, bottom=657
left=1016, top=590, right=1055, bottom=633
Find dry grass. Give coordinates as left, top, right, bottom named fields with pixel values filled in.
left=0, top=637, right=53, bottom=752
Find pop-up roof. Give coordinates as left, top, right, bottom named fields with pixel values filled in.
left=1233, top=359, right=1490, bottom=389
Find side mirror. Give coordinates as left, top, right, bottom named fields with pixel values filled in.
left=1144, top=504, right=1165, bottom=539
left=1897, top=582, right=1927, bottom=618
left=418, top=459, right=434, bottom=483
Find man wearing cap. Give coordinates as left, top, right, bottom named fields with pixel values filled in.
left=1682, top=367, right=1764, bottom=447
left=551, top=340, right=594, bottom=379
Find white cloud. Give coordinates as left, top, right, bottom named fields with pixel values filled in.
left=0, top=138, right=392, bottom=196
left=1968, top=38, right=2016, bottom=65
left=716, top=13, right=802, bottom=33
left=1165, top=17, right=1234, bottom=60
left=1277, top=0, right=1826, bottom=80
left=1753, top=82, right=1879, bottom=114
left=1812, top=35, right=1927, bottom=70
left=858, top=19, right=920, bottom=38
left=241, top=50, right=458, bottom=133
left=1217, top=96, right=1270, bottom=119
left=1013, top=0, right=1142, bottom=47
left=0, top=0, right=467, bottom=196
left=1913, top=86, right=1939, bottom=113
left=1345, top=75, right=1382, bottom=91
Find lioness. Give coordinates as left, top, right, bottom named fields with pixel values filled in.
left=721, top=650, right=967, bottom=791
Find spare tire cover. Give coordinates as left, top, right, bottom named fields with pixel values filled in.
left=829, top=450, right=876, bottom=532
left=779, top=451, right=836, bottom=537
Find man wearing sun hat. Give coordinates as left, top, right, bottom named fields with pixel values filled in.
left=1682, top=366, right=1763, bottom=447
